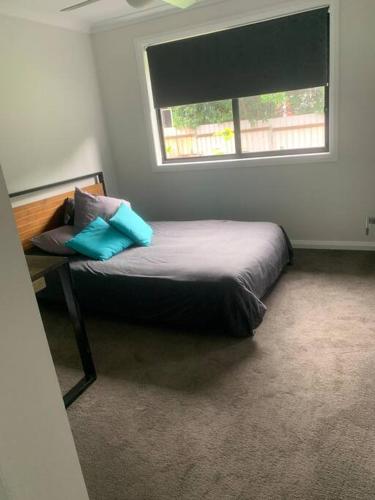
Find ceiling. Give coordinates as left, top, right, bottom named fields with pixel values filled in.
left=0, top=0, right=218, bottom=32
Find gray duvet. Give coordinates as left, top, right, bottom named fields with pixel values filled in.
left=62, top=220, right=292, bottom=337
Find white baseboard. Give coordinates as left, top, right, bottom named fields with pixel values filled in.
left=291, top=240, right=375, bottom=251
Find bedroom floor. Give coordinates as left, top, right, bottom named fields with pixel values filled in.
left=41, top=249, right=375, bottom=500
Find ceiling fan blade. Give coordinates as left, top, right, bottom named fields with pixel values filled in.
left=162, top=0, right=197, bottom=8
left=60, top=0, right=101, bottom=12
left=127, top=0, right=154, bottom=7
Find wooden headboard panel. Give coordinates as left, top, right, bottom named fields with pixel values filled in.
left=10, top=173, right=106, bottom=251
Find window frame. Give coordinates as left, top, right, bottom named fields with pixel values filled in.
left=135, top=0, right=338, bottom=172
left=156, top=89, right=329, bottom=164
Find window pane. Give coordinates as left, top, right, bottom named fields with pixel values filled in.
left=239, top=87, right=326, bottom=154
left=160, top=100, right=235, bottom=160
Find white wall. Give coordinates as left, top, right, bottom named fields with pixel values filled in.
left=91, top=0, right=375, bottom=247
left=0, top=14, right=118, bottom=195
left=0, top=167, right=89, bottom=500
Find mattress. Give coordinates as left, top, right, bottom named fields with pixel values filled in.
left=45, top=220, right=292, bottom=337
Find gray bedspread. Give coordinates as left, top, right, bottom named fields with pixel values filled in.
left=61, top=220, right=292, bottom=337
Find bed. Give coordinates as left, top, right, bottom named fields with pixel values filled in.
left=11, top=173, right=292, bottom=337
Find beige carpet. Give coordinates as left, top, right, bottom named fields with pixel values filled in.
left=41, top=250, right=375, bottom=500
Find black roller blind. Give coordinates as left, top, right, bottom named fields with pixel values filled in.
left=147, top=8, right=329, bottom=109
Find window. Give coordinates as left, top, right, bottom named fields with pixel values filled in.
left=146, top=7, right=330, bottom=165
left=238, top=87, right=327, bottom=156
left=158, top=87, right=327, bottom=161
left=159, top=99, right=235, bottom=160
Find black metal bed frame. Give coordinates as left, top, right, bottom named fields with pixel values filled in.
left=9, top=171, right=106, bottom=198
left=10, top=171, right=106, bottom=408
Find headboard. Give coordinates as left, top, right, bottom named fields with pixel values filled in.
left=10, top=172, right=106, bottom=251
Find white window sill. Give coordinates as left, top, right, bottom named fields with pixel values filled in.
left=152, top=151, right=336, bottom=173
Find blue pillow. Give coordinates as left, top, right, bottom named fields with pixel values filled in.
left=65, top=216, right=133, bottom=261
left=109, top=203, right=153, bottom=246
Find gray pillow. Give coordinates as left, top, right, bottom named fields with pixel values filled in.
left=63, top=197, right=75, bottom=225
left=74, top=188, right=131, bottom=231
left=31, top=225, right=76, bottom=255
